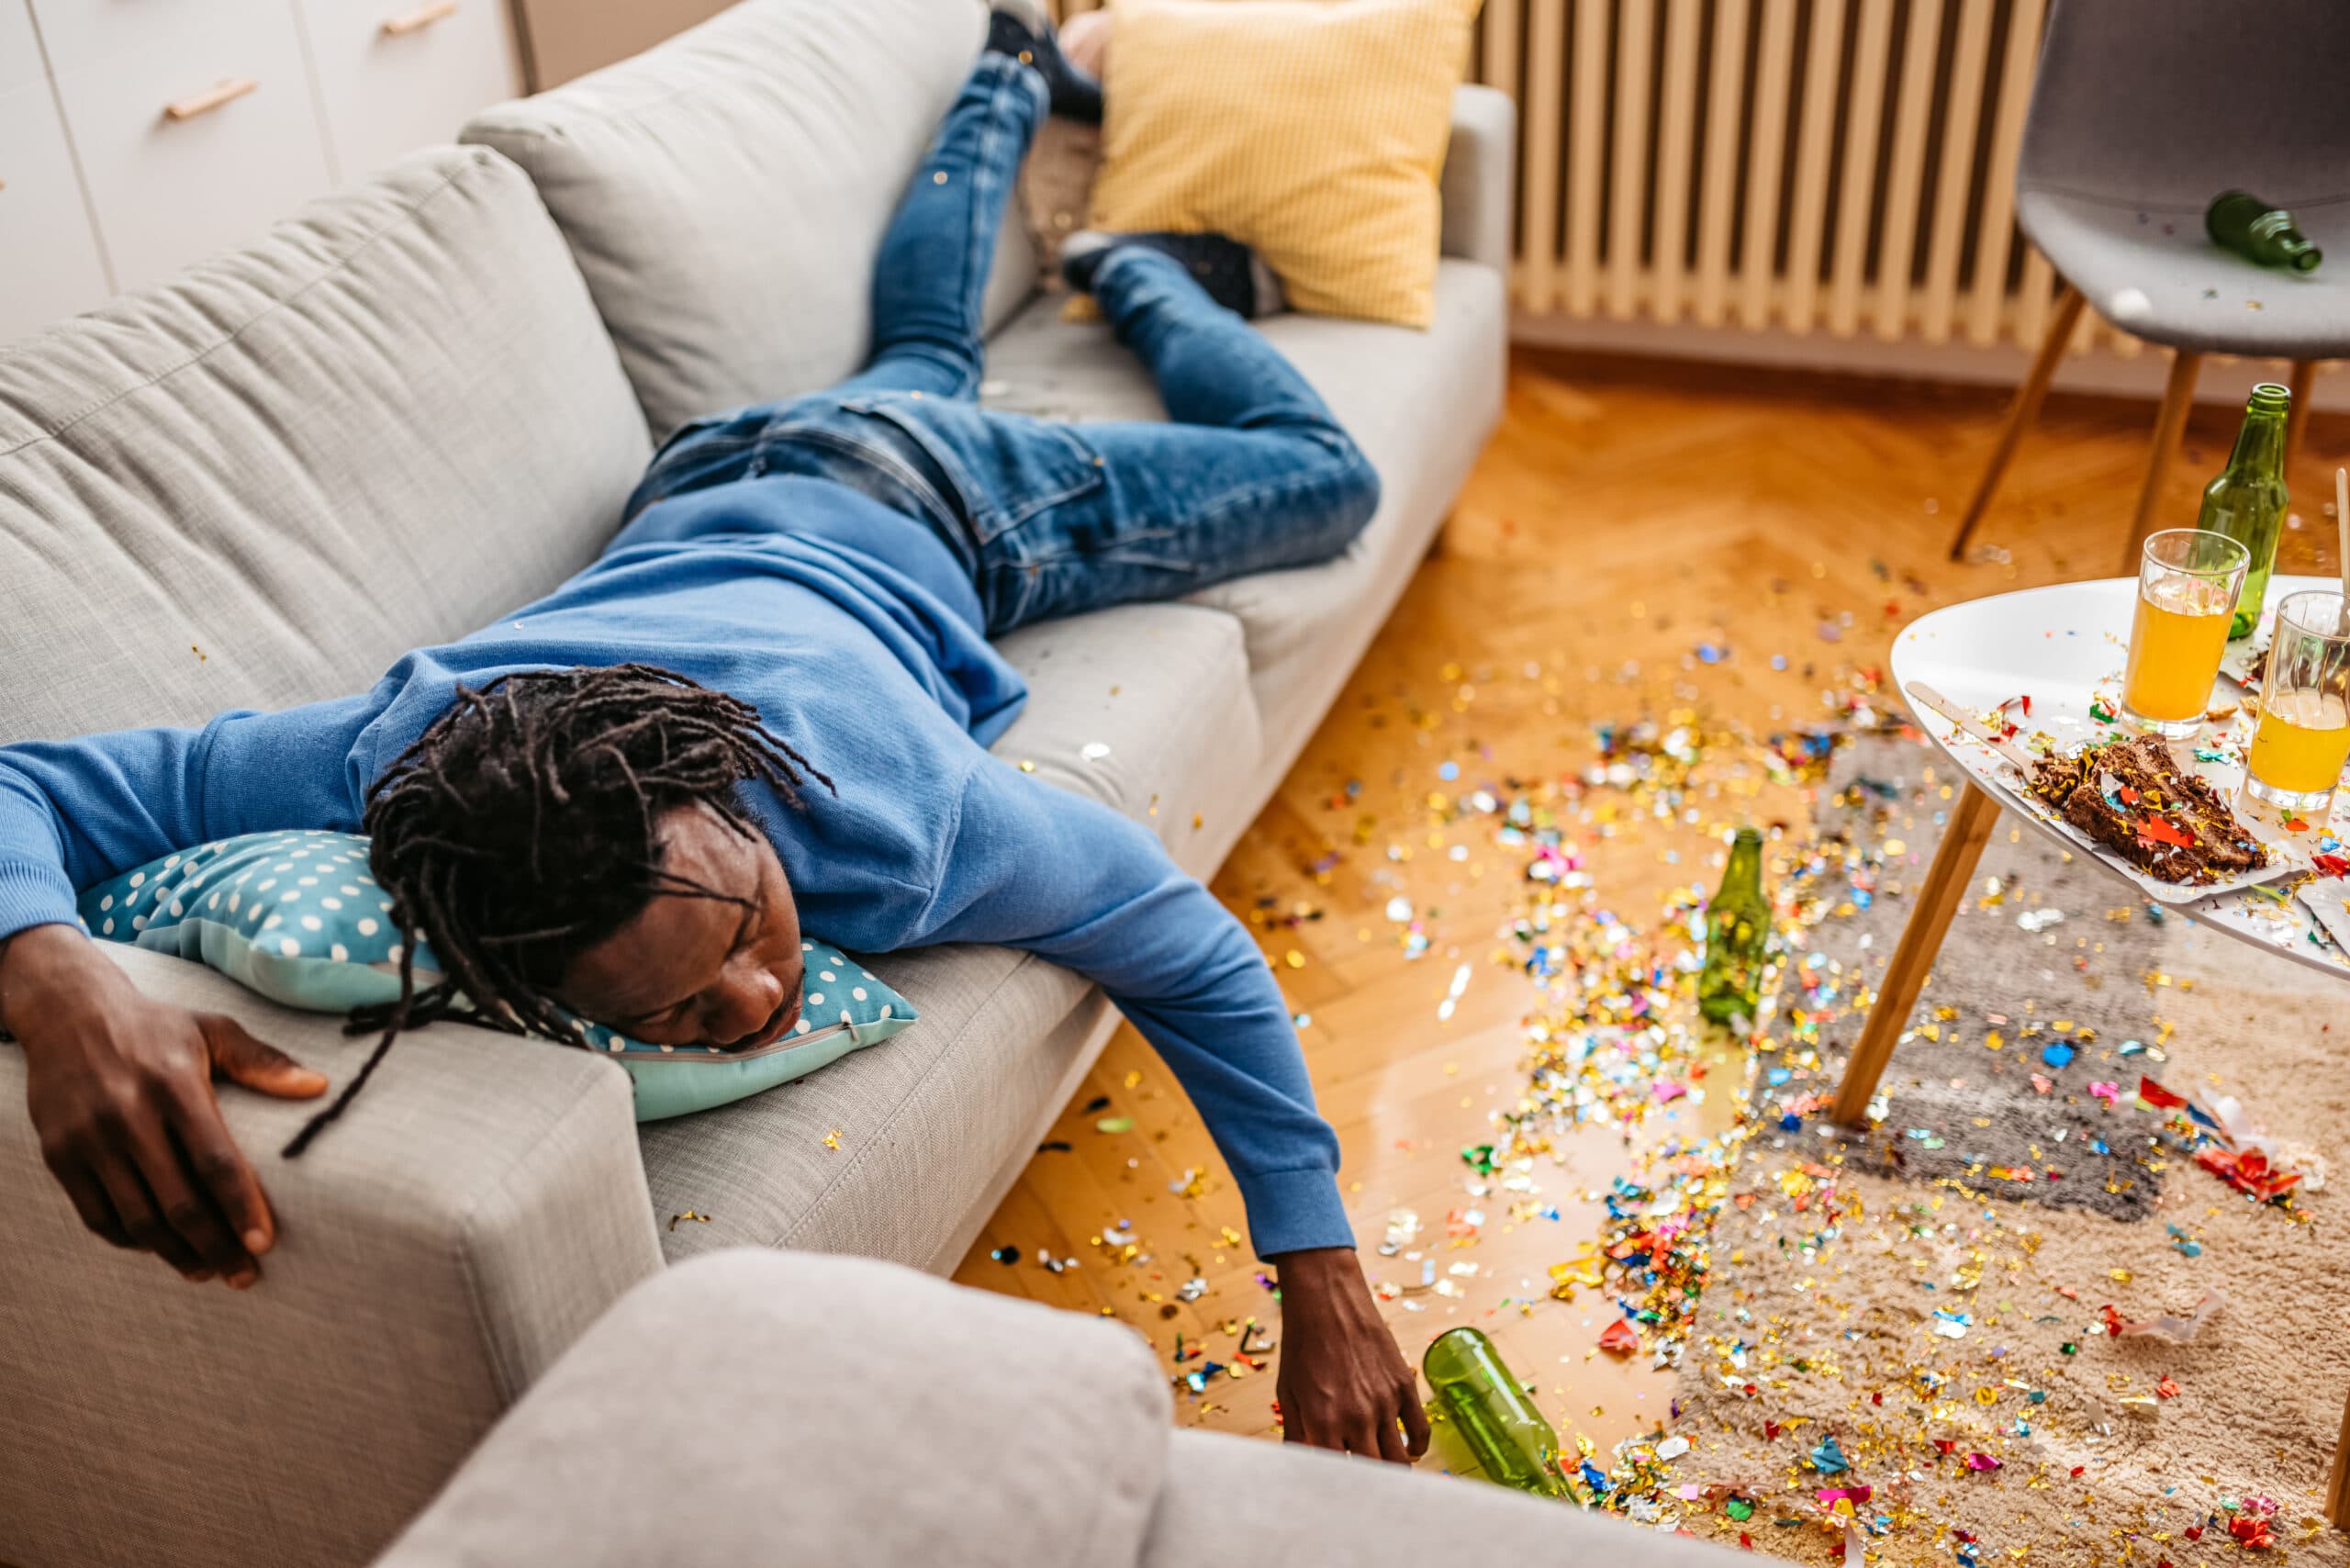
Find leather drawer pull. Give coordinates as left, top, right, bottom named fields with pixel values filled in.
left=163, top=78, right=258, bottom=121
left=381, top=0, right=458, bottom=35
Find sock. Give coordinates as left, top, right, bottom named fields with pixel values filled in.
left=985, top=0, right=1103, bottom=124
left=1061, top=231, right=1288, bottom=320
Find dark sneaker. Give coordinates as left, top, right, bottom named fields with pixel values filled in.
left=1061, top=230, right=1288, bottom=319
left=987, top=0, right=1103, bottom=124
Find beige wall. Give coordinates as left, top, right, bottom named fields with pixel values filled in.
left=513, top=0, right=731, bottom=87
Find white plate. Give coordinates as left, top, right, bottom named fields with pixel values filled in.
left=1893, top=578, right=2327, bottom=907
left=2307, top=874, right=2350, bottom=952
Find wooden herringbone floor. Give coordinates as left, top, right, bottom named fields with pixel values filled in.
left=952, top=350, right=2345, bottom=1456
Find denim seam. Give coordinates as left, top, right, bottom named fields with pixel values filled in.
left=1181, top=448, right=1370, bottom=530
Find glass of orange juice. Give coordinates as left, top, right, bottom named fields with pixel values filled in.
left=2245, top=589, right=2350, bottom=815
left=2121, top=529, right=2249, bottom=738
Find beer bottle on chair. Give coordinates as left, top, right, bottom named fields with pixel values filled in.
left=2206, top=192, right=2322, bottom=273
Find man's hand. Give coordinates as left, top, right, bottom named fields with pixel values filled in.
left=1, top=923, right=329, bottom=1286
left=1270, top=1245, right=1430, bottom=1463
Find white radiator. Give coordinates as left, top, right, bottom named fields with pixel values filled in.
left=1481, top=0, right=2111, bottom=353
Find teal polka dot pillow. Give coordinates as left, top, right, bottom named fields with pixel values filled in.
left=73, top=830, right=916, bottom=1122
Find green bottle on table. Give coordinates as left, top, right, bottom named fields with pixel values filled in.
left=2206, top=192, right=2322, bottom=273
left=1696, top=828, right=1772, bottom=1027
left=1422, top=1327, right=1579, bottom=1499
left=2197, top=383, right=2292, bottom=640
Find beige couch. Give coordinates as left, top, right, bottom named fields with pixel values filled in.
left=0, top=4, right=1510, bottom=1564
left=373, top=1250, right=1745, bottom=1568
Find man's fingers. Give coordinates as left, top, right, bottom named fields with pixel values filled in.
left=204, top=1015, right=329, bottom=1100
left=42, top=1143, right=131, bottom=1248
left=165, top=1074, right=275, bottom=1260
left=120, top=1111, right=252, bottom=1282
left=1400, top=1382, right=1433, bottom=1458
left=88, top=1145, right=207, bottom=1277
left=1374, top=1403, right=1411, bottom=1465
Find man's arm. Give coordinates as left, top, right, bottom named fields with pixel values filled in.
left=921, top=759, right=1428, bottom=1462
left=0, top=700, right=375, bottom=1286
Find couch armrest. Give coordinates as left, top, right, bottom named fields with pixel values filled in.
left=0, top=943, right=663, bottom=1568
left=1440, top=84, right=1517, bottom=272
left=1145, top=1428, right=1751, bottom=1568
left=374, top=1249, right=1171, bottom=1568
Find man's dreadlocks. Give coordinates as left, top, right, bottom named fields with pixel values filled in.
left=282, top=663, right=832, bottom=1157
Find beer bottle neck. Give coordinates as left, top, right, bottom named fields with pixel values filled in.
left=1721, top=835, right=1762, bottom=894
left=2225, top=403, right=2287, bottom=480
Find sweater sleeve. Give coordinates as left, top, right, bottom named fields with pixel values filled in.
left=0, top=696, right=380, bottom=943
left=921, top=757, right=1352, bottom=1258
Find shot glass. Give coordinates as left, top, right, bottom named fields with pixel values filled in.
left=2121, top=529, right=2249, bottom=739
left=2245, top=589, right=2350, bottom=816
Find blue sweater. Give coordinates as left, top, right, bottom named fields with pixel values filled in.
left=0, top=476, right=1350, bottom=1257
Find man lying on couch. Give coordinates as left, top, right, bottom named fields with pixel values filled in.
left=0, top=6, right=1431, bottom=1464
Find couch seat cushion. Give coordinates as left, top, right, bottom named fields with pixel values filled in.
left=641, top=940, right=1108, bottom=1271
left=979, top=259, right=1508, bottom=754
left=990, top=602, right=1263, bottom=880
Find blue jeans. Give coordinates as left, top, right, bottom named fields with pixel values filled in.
left=622, top=55, right=1380, bottom=634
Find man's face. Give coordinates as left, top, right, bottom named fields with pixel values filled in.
left=558, top=801, right=806, bottom=1052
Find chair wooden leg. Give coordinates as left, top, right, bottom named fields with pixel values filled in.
left=2120, top=349, right=2204, bottom=577
left=2286, top=359, right=2317, bottom=468
left=1830, top=780, right=2001, bottom=1126
left=2329, top=1385, right=2350, bottom=1528
left=1949, top=283, right=2086, bottom=562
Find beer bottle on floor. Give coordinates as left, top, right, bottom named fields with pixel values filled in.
left=1697, top=828, right=1773, bottom=1027
left=2206, top=192, right=2323, bottom=273
left=1422, top=1327, right=1579, bottom=1499
left=2198, top=383, right=2292, bottom=640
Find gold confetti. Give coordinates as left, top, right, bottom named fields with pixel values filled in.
left=822, top=1128, right=842, bottom=1151
left=667, top=1209, right=711, bottom=1231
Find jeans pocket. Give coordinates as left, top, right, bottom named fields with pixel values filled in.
left=837, top=397, right=1107, bottom=546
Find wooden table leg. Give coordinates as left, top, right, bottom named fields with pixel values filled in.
left=2329, top=1387, right=2350, bottom=1528
left=1830, top=780, right=2001, bottom=1126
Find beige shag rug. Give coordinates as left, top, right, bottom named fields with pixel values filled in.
left=1661, top=744, right=2350, bottom=1568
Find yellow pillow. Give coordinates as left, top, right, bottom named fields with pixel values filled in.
left=1085, top=0, right=1480, bottom=329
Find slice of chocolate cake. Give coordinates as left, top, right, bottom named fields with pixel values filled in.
left=2025, top=734, right=2267, bottom=885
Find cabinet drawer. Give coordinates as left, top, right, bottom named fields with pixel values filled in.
left=0, top=0, right=42, bottom=92
left=0, top=79, right=113, bottom=343
left=301, top=0, right=520, bottom=181
left=31, top=0, right=296, bottom=74
left=51, top=13, right=332, bottom=292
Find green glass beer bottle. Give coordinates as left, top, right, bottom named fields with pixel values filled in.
left=1696, top=828, right=1772, bottom=1026
left=2197, top=383, right=2292, bottom=640
left=2206, top=192, right=2323, bottom=273
left=1422, top=1327, right=1578, bottom=1499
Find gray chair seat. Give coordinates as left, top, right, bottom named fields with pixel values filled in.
left=2020, top=189, right=2350, bottom=357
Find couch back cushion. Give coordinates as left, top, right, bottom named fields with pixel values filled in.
left=461, top=0, right=989, bottom=441
left=0, top=145, right=650, bottom=745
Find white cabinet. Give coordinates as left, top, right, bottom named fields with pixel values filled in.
left=301, top=0, right=520, bottom=180
left=0, top=0, right=43, bottom=89
left=0, top=0, right=523, bottom=341
left=0, top=76, right=112, bottom=341
left=49, top=9, right=335, bottom=293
